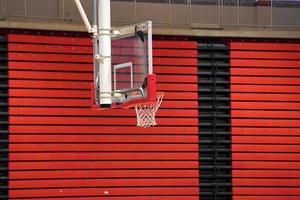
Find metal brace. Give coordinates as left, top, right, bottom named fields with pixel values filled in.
left=136, top=23, right=148, bottom=32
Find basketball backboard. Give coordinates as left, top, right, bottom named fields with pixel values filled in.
left=92, top=21, right=156, bottom=109
left=75, top=1, right=162, bottom=127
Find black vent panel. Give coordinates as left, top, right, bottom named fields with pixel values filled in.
left=198, top=41, right=231, bottom=200
left=0, top=35, right=8, bottom=199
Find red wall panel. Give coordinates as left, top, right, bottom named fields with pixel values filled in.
left=7, top=34, right=199, bottom=199
left=230, top=40, right=300, bottom=200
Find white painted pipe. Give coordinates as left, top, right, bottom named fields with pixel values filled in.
left=147, top=21, right=153, bottom=74
left=74, top=0, right=93, bottom=33
left=92, top=0, right=98, bottom=104
left=98, top=0, right=112, bottom=106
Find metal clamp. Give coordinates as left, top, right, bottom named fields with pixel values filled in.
left=95, top=54, right=111, bottom=63
left=110, top=28, right=121, bottom=37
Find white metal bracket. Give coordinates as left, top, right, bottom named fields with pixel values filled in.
left=95, top=54, right=111, bottom=64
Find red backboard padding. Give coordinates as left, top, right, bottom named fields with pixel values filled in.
left=230, top=40, right=300, bottom=200
left=7, top=34, right=199, bottom=199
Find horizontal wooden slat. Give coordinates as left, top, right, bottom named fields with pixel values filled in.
left=9, top=187, right=199, bottom=198
left=9, top=134, right=198, bottom=143
left=154, top=66, right=197, bottom=75
left=9, top=98, right=90, bottom=107
left=231, top=59, right=300, bottom=68
left=9, top=70, right=197, bottom=83
left=15, top=197, right=199, bottom=200
left=9, top=125, right=198, bottom=134
left=9, top=43, right=93, bottom=54
left=233, top=196, right=300, bottom=200
left=153, top=40, right=197, bottom=49
left=232, top=153, right=300, bottom=161
left=9, top=52, right=93, bottom=63
left=232, top=110, right=300, bottom=118
left=157, top=83, right=197, bottom=91
left=9, top=169, right=199, bottom=179
left=9, top=89, right=197, bottom=100
left=9, top=54, right=196, bottom=65
left=9, top=116, right=198, bottom=126
left=9, top=89, right=90, bottom=98
left=233, top=161, right=300, bottom=169
left=154, top=57, right=197, bottom=66
left=9, top=43, right=197, bottom=59
left=9, top=161, right=199, bottom=170
left=9, top=144, right=199, bottom=152
left=232, top=136, right=300, bottom=144
left=232, top=93, right=300, bottom=102
left=232, top=169, right=300, bottom=178
left=231, top=51, right=300, bottom=60
left=9, top=80, right=197, bottom=92
left=9, top=152, right=198, bottom=161
left=232, top=144, right=300, bottom=152
left=230, top=42, right=300, bottom=51
left=9, top=98, right=197, bottom=108
left=9, top=178, right=198, bottom=189
left=154, top=49, right=197, bottom=57
left=232, top=119, right=300, bottom=127
left=8, top=34, right=92, bottom=46
left=8, top=34, right=197, bottom=49
left=231, top=76, right=300, bottom=85
left=9, top=61, right=196, bottom=74
left=232, top=102, right=300, bottom=111
left=231, top=85, right=300, bottom=94
left=231, top=68, right=300, bottom=77
left=157, top=75, right=197, bottom=83
left=233, top=178, right=300, bottom=186
left=9, top=61, right=93, bottom=72
left=232, top=127, right=300, bottom=136
left=9, top=70, right=92, bottom=80
left=233, top=187, right=300, bottom=195
left=9, top=107, right=197, bottom=117
left=9, top=79, right=91, bottom=89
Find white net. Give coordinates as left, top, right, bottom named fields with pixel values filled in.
left=135, top=93, right=164, bottom=128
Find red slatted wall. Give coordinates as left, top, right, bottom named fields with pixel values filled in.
left=7, top=34, right=199, bottom=199
left=230, top=41, right=300, bottom=200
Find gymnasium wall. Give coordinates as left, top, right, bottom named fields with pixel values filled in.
left=7, top=33, right=199, bottom=199
left=1, top=30, right=300, bottom=199
left=230, top=41, right=300, bottom=200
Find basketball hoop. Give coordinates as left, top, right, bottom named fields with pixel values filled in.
left=135, top=92, right=164, bottom=128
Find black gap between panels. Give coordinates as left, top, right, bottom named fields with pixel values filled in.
left=197, top=40, right=231, bottom=200
left=0, top=35, right=8, bottom=200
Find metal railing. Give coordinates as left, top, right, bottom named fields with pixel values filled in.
left=0, top=0, right=299, bottom=28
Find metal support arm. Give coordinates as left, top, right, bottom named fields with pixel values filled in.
left=74, top=0, right=95, bottom=34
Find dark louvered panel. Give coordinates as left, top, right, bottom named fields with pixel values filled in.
left=198, top=41, right=231, bottom=200
left=0, top=35, right=8, bottom=199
